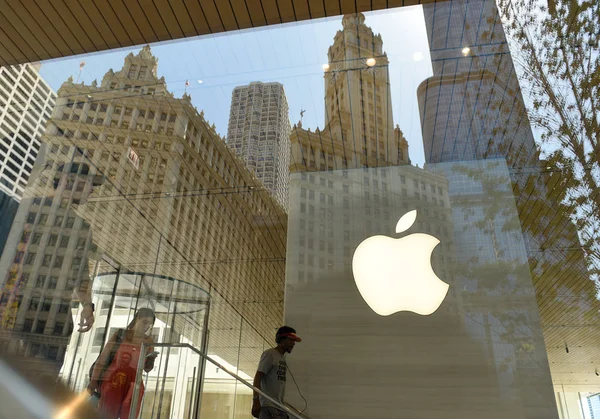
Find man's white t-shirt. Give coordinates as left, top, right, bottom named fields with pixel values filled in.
left=257, top=348, right=287, bottom=409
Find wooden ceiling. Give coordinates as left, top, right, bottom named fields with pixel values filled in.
left=0, top=0, right=439, bottom=66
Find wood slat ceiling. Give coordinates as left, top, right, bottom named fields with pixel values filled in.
left=0, top=0, right=441, bottom=66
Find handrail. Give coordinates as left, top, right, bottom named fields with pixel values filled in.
left=134, top=342, right=308, bottom=419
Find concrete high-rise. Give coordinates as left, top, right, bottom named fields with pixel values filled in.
left=0, top=64, right=56, bottom=201
left=0, top=64, right=56, bottom=268
left=290, top=13, right=410, bottom=173
left=227, top=82, right=291, bottom=209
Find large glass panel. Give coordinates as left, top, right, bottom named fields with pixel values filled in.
left=0, top=0, right=597, bottom=418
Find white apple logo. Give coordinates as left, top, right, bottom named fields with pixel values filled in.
left=352, top=210, right=449, bottom=316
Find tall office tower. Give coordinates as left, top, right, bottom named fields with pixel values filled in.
left=417, top=0, right=538, bottom=168
left=0, top=64, right=56, bottom=258
left=290, top=13, right=410, bottom=173
left=227, top=82, right=291, bottom=210
left=0, top=46, right=286, bottom=379
left=0, top=64, right=56, bottom=201
left=588, top=394, right=600, bottom=419
left=418, top=0, right=593, bottom=392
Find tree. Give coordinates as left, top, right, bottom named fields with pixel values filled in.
left=496, top=0, right=600, bottom=284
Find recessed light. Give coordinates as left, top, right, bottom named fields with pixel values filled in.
left=366, top=58, right=376, bottom=67
left=462, top=47, right=471, bottom=56
left=412, top=52, right=424, bottom=62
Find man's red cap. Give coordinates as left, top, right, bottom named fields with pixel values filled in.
left=279, top=332, right=302, bottom=342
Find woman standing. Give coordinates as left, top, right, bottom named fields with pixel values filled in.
left=88, top=308, right=157, bottom=419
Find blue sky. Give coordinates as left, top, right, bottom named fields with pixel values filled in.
left=39, top=6, right=432, bottom=167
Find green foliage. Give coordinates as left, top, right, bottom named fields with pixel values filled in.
left=497, top=0, right=600, bottom=284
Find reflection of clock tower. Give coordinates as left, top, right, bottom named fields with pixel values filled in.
left=290, top=13, right=409, bottom=172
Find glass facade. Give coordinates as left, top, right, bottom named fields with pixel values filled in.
left=0, top=0, right=598, bottom=418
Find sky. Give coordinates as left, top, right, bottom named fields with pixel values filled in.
left=39, top=6, right=432, bottom=167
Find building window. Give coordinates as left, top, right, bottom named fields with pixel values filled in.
left=22, top=319, right=33, bottom=333
left=58, top=301, right=70, bottom=313
left=47, top=345, right=59, bottom=360
left=41, top=299, right=52, bottom=312
left=35, top=320, right=46, bottom=334
left=42, top=254, right=52, bottom=267
left=53, top=322, right=64, bottom=336
left=29, top=297, right=39, bottom=311
left=31, top=233, right=42, bottom=245
left=29, top=343, right=41, bottom=357
left=47, top=234, right=57, bottom=247
left=53, top=256, right=64, bottom=268
left=60, top=236, right=70, bottom=248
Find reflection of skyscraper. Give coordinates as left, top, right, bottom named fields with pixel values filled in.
left=0, top=64, right=56, bottom=201
left=0, top=46, right=287, bottom=378
left=417, top=0, right=537, bottom=167
left=588, top=394, right=600, bottom=418
left=0, top=193, right=18, bottom=256
left=290, top=13, right=410, bottom=172
left=418, top=0, right=593, bottom=391
left=0, top=64, right=56, bottom=258
left=227, top=82, right=291, bottom=210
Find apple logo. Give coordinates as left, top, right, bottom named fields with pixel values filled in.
left=351, top=210, right=449, bottom=316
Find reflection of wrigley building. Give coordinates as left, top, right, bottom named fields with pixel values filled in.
left=288, top=14, right=455, bottom=286
left=290, top=13, right=409, bottom=172
left=0, top=45, right=283, bottom=414
left=53, top=47, right=280, bottom=398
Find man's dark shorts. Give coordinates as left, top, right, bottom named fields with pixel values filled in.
left=259, top=406, right=288, bottom=419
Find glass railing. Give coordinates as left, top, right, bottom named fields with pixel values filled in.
left=130, top=342, right=308, bottom=419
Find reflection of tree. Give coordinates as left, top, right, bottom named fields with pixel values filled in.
left=496, top=0, right=600, bottom=283
left=448, top=161, right=571, bottom=405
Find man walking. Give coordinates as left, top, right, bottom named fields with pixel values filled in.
left=252, top=326, right=302, bottom=418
